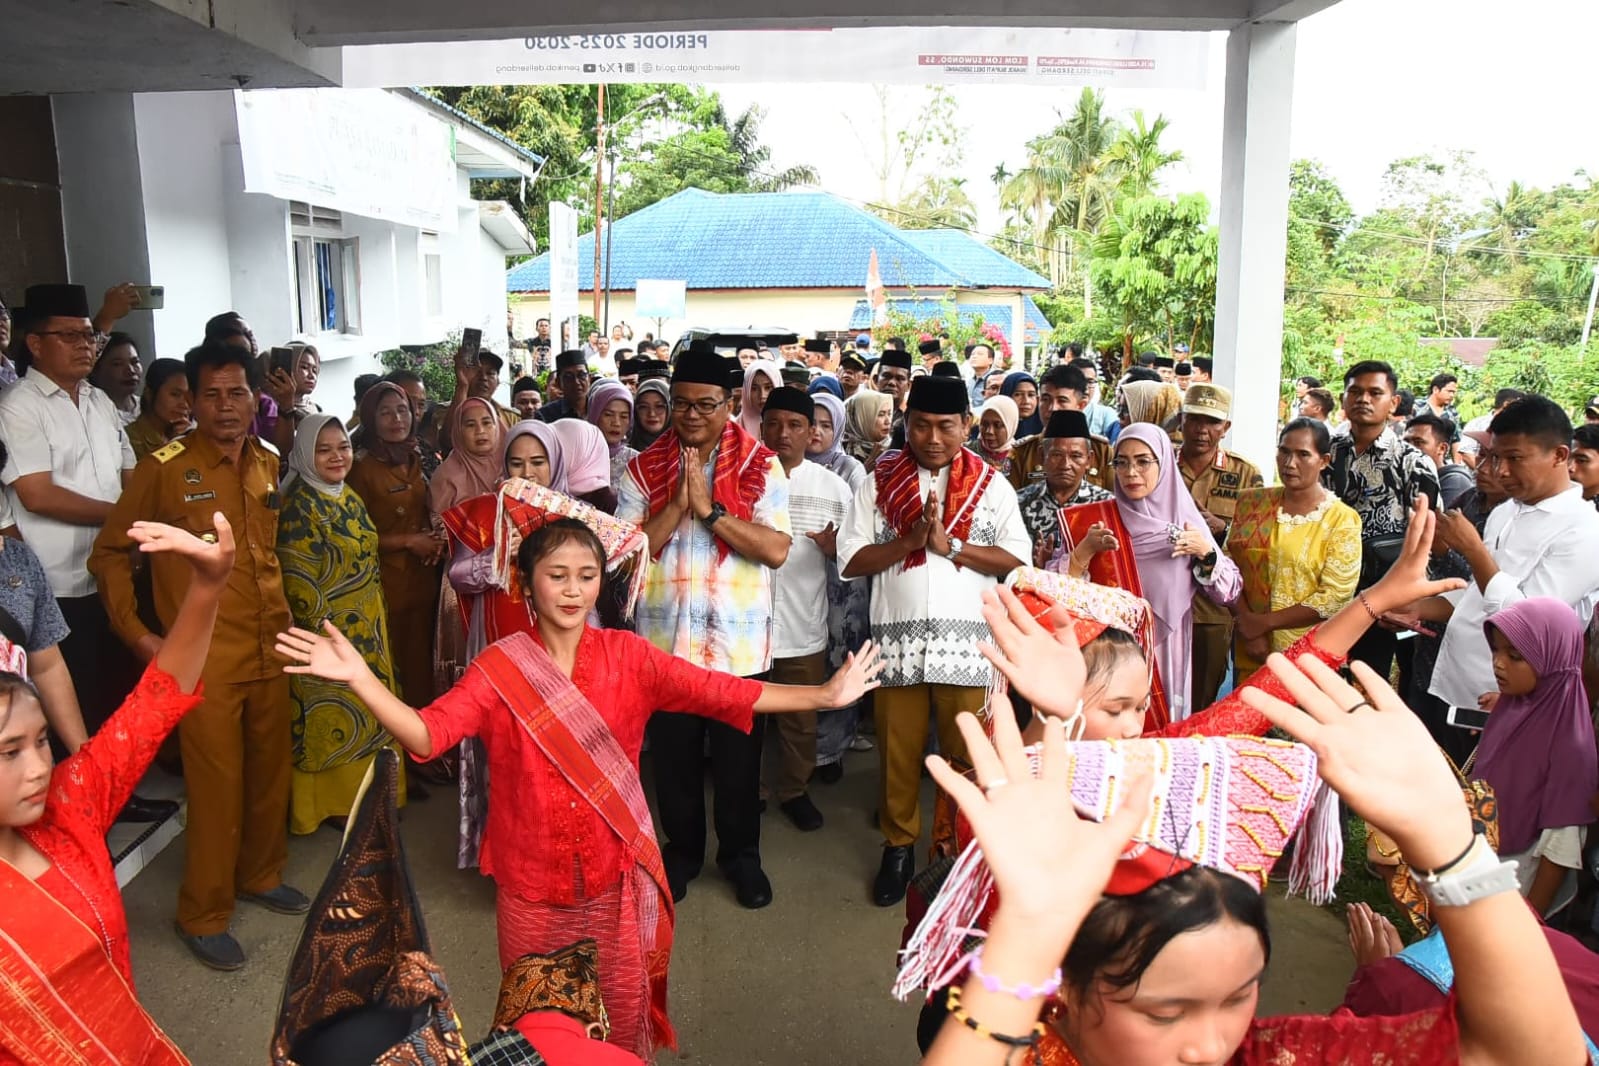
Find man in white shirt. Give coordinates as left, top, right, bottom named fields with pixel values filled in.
left=839, top=374, right=1029, bottom=907
left=0, top=285, right=137, bottom=738
left=759, top=387, right=853, bottom=833
left=1417, top=396, right=1599, bottom=710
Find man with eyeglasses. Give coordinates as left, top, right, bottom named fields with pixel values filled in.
left=0, top=284, right=158, bottom=814
left=616, top=344, right=792, bottom=910
left=538, top=350, right=591, bottom=423
left=1066, top=350, right=1120, bottom=442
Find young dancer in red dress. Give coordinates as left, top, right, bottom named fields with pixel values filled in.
left=277, top=515, right=882, bottom=1061
left=0, top=514, right=238, bottom=1065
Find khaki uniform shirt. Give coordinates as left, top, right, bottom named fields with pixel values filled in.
left=1006, top=435, right=1115, bottom=494
left=89, top=433, right=291, bottom=684
left=1181, top=448, right=1263, bottom=625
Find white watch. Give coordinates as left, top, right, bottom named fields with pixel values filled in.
left=1410, top=835, right=1520, bottom=908
left=945, top=537, right=964, bottom=560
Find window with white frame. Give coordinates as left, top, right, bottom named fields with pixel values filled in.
left=290, top=202, right=361, bottom=337
left=421, top=231, right=444, bottom=319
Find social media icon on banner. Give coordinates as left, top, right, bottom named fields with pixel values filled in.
left=583, top=63, right=597, bottom=73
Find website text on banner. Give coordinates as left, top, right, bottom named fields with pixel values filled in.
left=342, top=28, right=1209, bottom=90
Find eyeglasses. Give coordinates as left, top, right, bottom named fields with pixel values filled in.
left=671, top=398, right=728, bottom=416
left=32, top=329, right=96, bottom=347
left=1112, top=457, right=1160, bottom=473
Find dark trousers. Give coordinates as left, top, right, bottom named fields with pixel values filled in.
left=56, top=593, right=137, bottom=735
left=649, top=696, right=768, bottom=873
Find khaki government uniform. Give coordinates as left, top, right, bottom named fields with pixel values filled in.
left=1006, top=433, right=1115, bottom=493
left=89, top=432, right=294, bottom=936
left=1180, top=447, right=1263, bottom=711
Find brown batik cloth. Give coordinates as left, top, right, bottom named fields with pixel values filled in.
left=270, top=748, right=470, bottom=1066
left=492, top=939, right=611, bottom=1038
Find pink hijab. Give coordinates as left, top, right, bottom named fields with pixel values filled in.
left=1475, top=597, right=1599, bottom=854
left=550, top=419, right=612, bottom=495
left=739, top=360, right=783, bottom=438
left=1111, top=423, right=1222, bottom=632
left=427, top=398, right=506, bottom=516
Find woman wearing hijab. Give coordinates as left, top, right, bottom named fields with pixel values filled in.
left=348, top=381, right=442, bottom=709
left=1111, top=424, right=1241, bottom=721
left=999, top=371, right=1042, bottom=438
left=1118, top=379, right=1184, bottom=440
left=806, top=393, right=865, bottom=493
left=972, top=395, right=1019, bottom=475
left=551, top=419, right=617, bottom=513
left=1474, top=597, right=1599, bottom=917
left=629, top=379, right=670, bottom=453
left=587, top=379, right=638, bottom=491
left=738, top=359, right=783, bottom=438
left=277, top=414, right=404, bottom=833
left=844, top=389, right=893, bottom=467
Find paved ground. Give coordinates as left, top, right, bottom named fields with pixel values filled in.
left=127, top=750, right=1357, bottom=1064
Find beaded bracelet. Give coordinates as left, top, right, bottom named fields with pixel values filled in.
left=945, top=985, right=1044, bottom=1063
left=968, top=949, right=1063, bottom=1000
left=1356, top=590, right=1381, bottom=623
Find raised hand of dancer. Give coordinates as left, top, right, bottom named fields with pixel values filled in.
left=128, top=513, right=235, bottom=588
left=277, top=621, right=375, bottom=688
left=976, top=585, right=1088, bottom=722
left=822, top=639, right=884, bottom=707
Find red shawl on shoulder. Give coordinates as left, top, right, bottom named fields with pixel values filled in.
left=873, top=446, right=995, bottom=570
left=626, top=422, right=775, bottom=562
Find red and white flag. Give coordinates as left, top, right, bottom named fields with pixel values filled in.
left=866, top=248, right=887, bottom=326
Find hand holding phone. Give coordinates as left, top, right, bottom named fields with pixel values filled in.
left=1445, top=705, right=1492, bottom=732
left=459, top=327, right=483, bottom=369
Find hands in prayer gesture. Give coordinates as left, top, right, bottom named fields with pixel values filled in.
left=680, top=446, right=713, bottom=520
left=1346, top=902, right=1404, bottom=968
left=977, top=586, right=1088, bottom=723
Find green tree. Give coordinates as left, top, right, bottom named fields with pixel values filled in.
left=1090, top=193, right=1218, bottom=361
left=882, top=176, right=978, bottom=231
left=1104, top=110, right=1184, bottom=200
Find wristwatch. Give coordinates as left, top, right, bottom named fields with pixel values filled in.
left=701, top=502, right=728, bottom=528
left=1411, top=834, right=1520, bottom=908
left=944, top=537, right=964, bottom=560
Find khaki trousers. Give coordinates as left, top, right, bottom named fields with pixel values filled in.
left=765, top=651, right=828, bottom=802
left=177, top=674, right=291, bottom=934
left=875, top=683, right=986, bottom=847
left=1190, top=619, right=1234, bottom=713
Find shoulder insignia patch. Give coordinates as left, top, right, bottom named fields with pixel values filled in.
left=152, top=440, right=186, bottom=464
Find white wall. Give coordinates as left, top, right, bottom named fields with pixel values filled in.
left=52, top=93, right=155, bottom=357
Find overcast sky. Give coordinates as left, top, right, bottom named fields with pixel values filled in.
left=717, top=0, right=1598, bottom=233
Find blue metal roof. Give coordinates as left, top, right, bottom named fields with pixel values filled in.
left=506, top=189, right=1050, bottom=293
left=848, top=297, right=1054, bottom=342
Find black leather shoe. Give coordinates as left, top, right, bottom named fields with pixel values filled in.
left=117, top=795, right=179, bottom=824
left=725, top=861, right=773, bottom=910
left=873, top=845, right=914, bottom=907
left=813, top=761, right=844, bottom=785
left=665, top=856, right=699, bottom=904
left=779, top=794, right=824, bottom=832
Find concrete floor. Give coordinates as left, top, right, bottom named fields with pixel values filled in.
left=126, top=752, right=1358, bottom=1064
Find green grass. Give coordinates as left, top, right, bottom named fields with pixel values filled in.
left=1332, top=815, right=1421, bottom=945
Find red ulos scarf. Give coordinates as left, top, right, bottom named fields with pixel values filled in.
left=0, top=859, right=189, bottom=1065
left=626, top=422, right=775, bottom=562
left=873, top=446, right=996, bottom=570
left=473, top=633, right=678, bottom=1054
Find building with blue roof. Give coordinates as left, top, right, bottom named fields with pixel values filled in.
left=508, top=188, right=1051, bottom=354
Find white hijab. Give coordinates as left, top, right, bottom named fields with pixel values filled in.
left=286, top=413, right=347, bottom=498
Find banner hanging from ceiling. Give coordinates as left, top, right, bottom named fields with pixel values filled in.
left=342, top=28, right=1208, bottom=91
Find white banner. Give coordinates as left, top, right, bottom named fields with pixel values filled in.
left=342, top=28, right=1208, bottom=90
left=234, top=89, right=458, bottom=231
left=548, top=201, right=581, bottom=346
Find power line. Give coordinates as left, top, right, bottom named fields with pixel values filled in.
left=1292, top=214, right=1599, bottom=264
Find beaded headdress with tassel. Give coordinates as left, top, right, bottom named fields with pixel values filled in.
left=893, top=735, right=1342, bottom=1001
left=488, top=477, right=650, bottom=619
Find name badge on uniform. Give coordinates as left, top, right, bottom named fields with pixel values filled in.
left=183, top=490, right=217, bottom=503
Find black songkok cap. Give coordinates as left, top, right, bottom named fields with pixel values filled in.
left=803, top=338, right=830, bottom=355
left=839, top=352, right=867, bottom=372
left=672, top=344, right=734, bottom=387
left=640, top=359, right=671, bottom=380
left=617, top=357, right=644, bottom=376
left=917, top=338, right=942, bottom=356
left=1174, top=362, right=1193, bottom=375
left=879, top=349, right=913, bottom=372
left=1044, top=409, right=1091, bottom=440
left=907, top=375, right=969, bottom=415
left=1152, top=355, right=1175, bottom=369
left=728, top=367, right=745, bottom=389
left=781, top=361, right=809, bottom=387
left=931, top=361, right=961, bottom=379
left=763, top=385, right=815, bottom=422
left=1193, top=356, right=1213, bottom=374
left=555, top=349, right=587, bottom=371
left=20, top=283, right=91, bottom=326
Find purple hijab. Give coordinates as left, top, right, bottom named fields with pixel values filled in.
left=1474, top=597, right=1599, bottom=855
left=1111, top=423, right=1222, bottom=631
left=503, top=419, right=567, bottom=495
left=585, top=379, right=633, bottom=457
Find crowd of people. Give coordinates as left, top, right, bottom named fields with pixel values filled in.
left=2, top=277, right=1599, bottom=1064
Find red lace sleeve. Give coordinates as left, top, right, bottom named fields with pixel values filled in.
left=414, top=665, right=497, bottom=759
left=1156, top=627, right=1345, bottom=739
left=57, top=663, right=202, bottom=837
left=1241, top=1001, right=1460, bottom=1064
left=640, top=638, right=761, bottom=733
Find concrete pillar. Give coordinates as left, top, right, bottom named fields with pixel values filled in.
left=1212, top=21, right=1297, bottom=480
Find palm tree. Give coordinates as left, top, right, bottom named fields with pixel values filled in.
left=999, top=143, right=1071, bottom=285
left=1105, top=110, right=1184, bottom=200
left=1039, top=88, right=1123, bottom=315
left=891, top=176, right=979, bottom=231
left=714, top=100, right=821, bottom=190
left=1468, top=180, right=1537, bottom=266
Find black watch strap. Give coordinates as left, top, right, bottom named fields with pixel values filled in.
left=701, top=501, right=728, bottom=527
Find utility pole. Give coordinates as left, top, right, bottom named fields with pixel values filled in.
left=604, top=145, right=617, bottom=334
left=1582, top=262, right=1599, bottom=356
left=592, top=83, right=606, bottom=327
